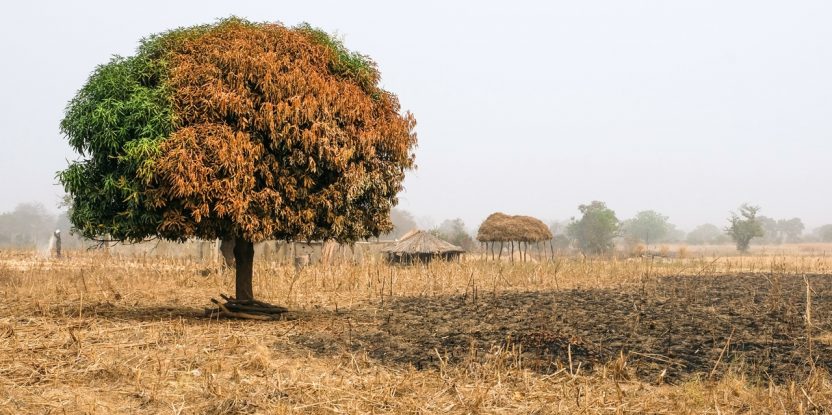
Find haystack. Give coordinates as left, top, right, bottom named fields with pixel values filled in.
left=476, top=213, right=553, bottom=262
left=477, top=213, right=552, bottom=242
left=383, top=230, right=464, bottom=264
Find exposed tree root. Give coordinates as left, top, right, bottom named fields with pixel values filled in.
left=205, top=294, right=289, bottom=320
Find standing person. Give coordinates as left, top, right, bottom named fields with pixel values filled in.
left=54, top=229, right=61, bottom=259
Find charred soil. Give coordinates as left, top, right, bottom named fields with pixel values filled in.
left=290, top=273, right=832, bottom=384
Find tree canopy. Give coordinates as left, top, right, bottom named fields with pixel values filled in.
left=58, top=18, right=417, bottom=301
left=725, top=204, right=764, bottom=252
left=753, top=216, right=805, bottom=244
left=621, top=210, right=671, bottom=245
left=60, top=18, right=416, bottom=244
left=432, top=218, right=475, bottom=251
left=567, top=201, right=619, bottom=255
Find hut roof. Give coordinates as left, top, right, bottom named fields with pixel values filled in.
left=476, top=212, right=553, bottom=242
left=397, top=228, right=420, bottom=242
left=383, top=230, right=465, bottom=254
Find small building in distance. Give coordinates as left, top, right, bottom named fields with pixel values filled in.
left=383, top=230, right=465, bottom=264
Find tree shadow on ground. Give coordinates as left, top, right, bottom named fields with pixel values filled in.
left=82, top=302, right=204, bottom=321
left=288, top=274, right=832, bottom=384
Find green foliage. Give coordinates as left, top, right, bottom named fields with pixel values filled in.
left=567, top=201, right=620, bottom=255
left=58, top=19, right=248, bottom=242
left=58, top=47, right=174, bottom=241
left=432, top=219, right=475, bottom=251
left=57, top=18, right=415, bottom=248
left=725, top=204, right=764, bottom=252
left=777, top=218, right=805, bottom=243
left=621, top=210, right=670, bottom=245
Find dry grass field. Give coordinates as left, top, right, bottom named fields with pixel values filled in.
left=1, top=248, right=832, bottom=414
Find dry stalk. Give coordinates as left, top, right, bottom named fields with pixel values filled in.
left=709, top=327, right=736, bottom=380
left=805, top=275, right=814, bottom=370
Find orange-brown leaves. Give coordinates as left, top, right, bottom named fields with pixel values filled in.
left=151, top=20, right=416, bottom=242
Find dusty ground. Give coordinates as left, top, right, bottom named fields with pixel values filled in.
left=2, top=252, right=832, bottom=413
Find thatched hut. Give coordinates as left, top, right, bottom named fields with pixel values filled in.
left=477, top=213, right=553, bottom=262
left=383, top=230, right=465, bottom=264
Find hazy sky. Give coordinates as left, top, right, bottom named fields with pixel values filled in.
left=1, top=1, right=830, bottom=231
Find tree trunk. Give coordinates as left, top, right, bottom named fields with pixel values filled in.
left=233, top=237, right=255, bottom=301
left=220, top=239, right=236, bottom=268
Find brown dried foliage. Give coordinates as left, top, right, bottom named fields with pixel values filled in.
left=150, top=21, right=416, bottom=243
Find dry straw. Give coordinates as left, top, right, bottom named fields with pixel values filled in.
left=476, top=212, right=553, bottom=243
left=1, top=249, right=831, bottom=413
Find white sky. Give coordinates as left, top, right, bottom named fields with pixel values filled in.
left=1, top=0, right=830, bottom=231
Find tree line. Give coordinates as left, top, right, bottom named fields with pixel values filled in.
left=0, top=203, right=83, bottom=249
left=3, top=201, right=830, bottom=255
left=386, top=202, right=832, bottom=256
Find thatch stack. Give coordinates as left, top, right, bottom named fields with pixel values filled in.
left=477, top=213, right=553, bottom=262
left=477, top=213, right=552, bottom=242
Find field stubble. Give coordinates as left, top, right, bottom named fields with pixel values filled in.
left=1, top=249, right=831, bottom=414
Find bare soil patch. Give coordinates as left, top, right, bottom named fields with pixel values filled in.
left=289, top=273, right=832, bottom=383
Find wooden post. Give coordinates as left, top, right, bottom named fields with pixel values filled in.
left=549, top=239, right=555, bottom=262
left=522, top=241, right=525, bottom=262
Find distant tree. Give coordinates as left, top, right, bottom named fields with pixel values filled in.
left=385, top=208, right=418, bottom=240
left=664, top=224, right=687, bottom=242
left=753, top=216, right=805, bottom=244
left=815, top=225, right=832, bottom=243
left=552, top=234, right=571, bottom=250
left=621, top=210, right=670, bottom=245
left=777, top=218, right=805, bottom=243
left=0, top=203, right=55, bottom=247
left=754, top=216, right=780, bottom=244
left=433, top=218, right=475, bottom=251
left=57, top=19, right=417, bottom=302
left=726, top=204, right=764, bottom=252
left=686, top=223, right=725, bottom=245
left=567, top=201, right=619, bottom=255
left=549, top=220, right=569, bottom=236
left=549, top=221, right=572, bottom=251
